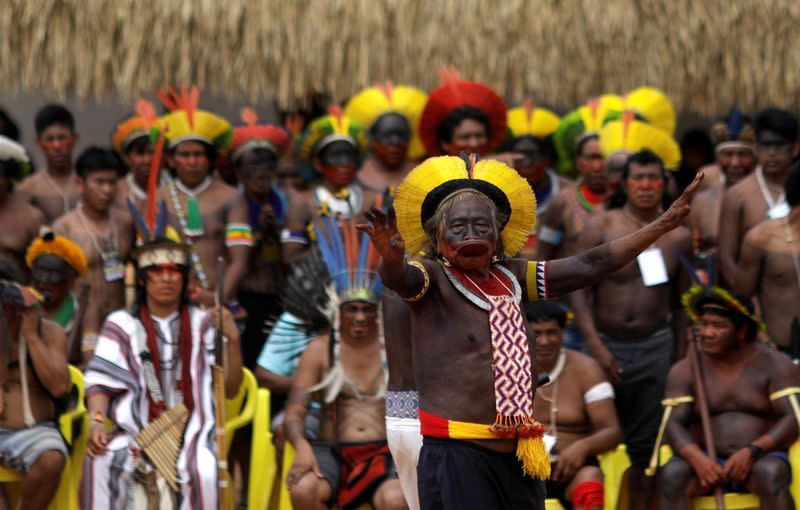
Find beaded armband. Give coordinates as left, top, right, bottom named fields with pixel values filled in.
left=404, top=261, right=430, bottom=303
left=526, top=260, right=549, bottom=301
left=225, top=223, right=255, bottom=248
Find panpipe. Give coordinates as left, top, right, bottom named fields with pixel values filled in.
left=136, top=403, right=190, bottom=493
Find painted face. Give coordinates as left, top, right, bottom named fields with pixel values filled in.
left=276, top=158, right=301, bottom=192
left=605, top=152, right=628, bottom=195
left=438, top=197, right=497, bottom=271
left=624, top=162, right=665, bottom=210
left=80, top=169, right=119, bottom=212
left=576, top=139, right=607, bottom=191
left=314, top=140, right=359, bottom=188
left=237, top=150, right=277, bottom=196
left=512, top=137, right=550, bottom=187
left=698, top=311, right=740, bottom=355
left=37, top=124, right=77, bottom=170
left=144, top=263, right=185, bottom=308
left=31, top=255, right=74, bottom=308
left=370, top=113, right=410, bottom=168
left=442, top=119, right=489, bottom=156
left=756, top=130, right=796, bottom=177
left=169, top=141, right=211, bottom=188
left=531, top=319, right=564, bottom=368
left=124, top=140, right=155, bottom=188
left=715, top=146, right=755, bottom=185
left=339, top=300, right=378, bottom=340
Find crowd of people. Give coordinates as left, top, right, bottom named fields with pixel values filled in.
left=0, top=68, right=798, bottom=510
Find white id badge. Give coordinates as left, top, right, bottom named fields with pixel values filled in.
left=102, top=254, right=125, bottom=282
left=768, top=202, right=790, bottom=219
left=637, top=247, right=669, bottom=287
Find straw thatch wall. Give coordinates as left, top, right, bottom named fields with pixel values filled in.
left=2, top=0, right=799, bottom=114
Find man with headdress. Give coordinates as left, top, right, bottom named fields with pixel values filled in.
left=526, top=301, right=621, bottom=510
left=282, top=107, right=376, bottom=263
left=505, top=101, right=571, bottom=260
left=688, top=110, right=756, bottom=260
left=155, top=87, right=253, bottom=308
left=227, top=108, right=291, bottom=371
left=357, top=153, right=702, bottom=509
left=25, top=231, right=88, bottom=363
left=18, top=103, right=81, bottom=223
left=53, top=147, right=134, bottom=363
left=418, top=67, right=508, bottom=159
left=284, top=217, right=407, bottom=510
left=719, top=108, right=799, bottom=285
left=538, top=96, right=619, bottom=260
left=655, top=284, right=798, bottom=509
left=0, top=135, right=44, bottom=279
left=0, top=270, right=71, bottom=510
left=736, top=162, right=800, bottom=353
left=344, top=82, right=428, bottom=192
left=82, top=203, right=243, bottom=509
left=113, top=112, right=172, bottom=211
left=572, top=142, right=689, bottom=509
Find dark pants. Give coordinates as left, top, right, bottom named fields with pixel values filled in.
left=602, top=327, right=674, bottom=467
left=418, top=437, right=545, bottom=510
left=238, top=290, right=282, bottom=370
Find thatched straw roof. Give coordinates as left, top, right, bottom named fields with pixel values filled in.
left=2, top=0, right=799, bottom=114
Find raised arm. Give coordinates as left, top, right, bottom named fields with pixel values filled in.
left=545, top=172, right=704, bottom=298
left=357, top=207, right=425, bottom=299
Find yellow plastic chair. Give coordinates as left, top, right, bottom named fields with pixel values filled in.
left=224, top=367, right=258, bottom=452
left=246, top=387, right=276, bottom=510
left=0, top=364, right=87, bottom=510
left=598, top=444, right=631, bottom=510
left=545, top=499, right=567, bottom=510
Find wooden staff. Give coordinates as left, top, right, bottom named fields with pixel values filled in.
left=687, top=327, right=725, bottom=510
left=67, top=282, right=90, bottom=357
left=213, top=257, right=230, bottom=509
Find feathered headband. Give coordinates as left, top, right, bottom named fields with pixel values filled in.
left=0, top=135, right=31, bottom=182
left=507, top=99, right=561, bottom=140
left=622, top=86, right=677, bottom=136
left=112, top=115, right=150, bottom=154
left=393, top=154, right=536, bottom=257
left=552, top=95, right=622, bottom=174
left=229, top=107, right=290, bottom=164
left=157, top=85, right=233, bottom=150
left=599, top=110, right=682, bottom=170
left=293, top=105, right=368, bottom=182
left=26, top=231, right=88, bottom=275
left=710, top=108, right=756, bottom=152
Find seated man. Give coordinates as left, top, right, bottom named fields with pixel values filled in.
left=25, top=231, right=88, bottom=364
left=527, top=302, right=621, bottom=510
left=284, top=219, right=406, bottom=510
left=656, top=284, right=799, bottom=509
left=0, top=275, right=71, bottom=510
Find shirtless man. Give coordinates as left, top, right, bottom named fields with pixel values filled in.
left=658, top=286, right=799, bottom=509
left=688, top=113, right=756, bottom=259
left=572, top=149, right=691, bottom=510
left=344, top=84, right=428, bottom=192
left=358, top=155, right=702, bottom=509
left=0, top=278, right=71, bottom=510
left=283, top=110, right=375, bottom=263
left=18, top=104, right=81, bottom=223
left=537, top=134, right=606, bottom=260
left=719, top=108, right=799, bottom=285
left=526, top=301, right=620, bottom=510
left=285, top=221, right=406, bottom=509
left=53, top=147, right=133, bottom=363
left=736, top=162, right=800, bottom=352
left=0, top=136, right=44, bottom=279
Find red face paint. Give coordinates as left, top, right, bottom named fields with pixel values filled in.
left=627, top=179, right=664, bottom=191
left=372, top=141, right=408, bottom=168
left=438, top=239, right=496, bottom=272
left=319, top=164, right=357, bottom=188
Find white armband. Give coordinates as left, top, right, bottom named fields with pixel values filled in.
left=584, top=381, right=614, bottom=405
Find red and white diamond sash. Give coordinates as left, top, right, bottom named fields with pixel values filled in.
left=487, top=295, right=533, bottom=418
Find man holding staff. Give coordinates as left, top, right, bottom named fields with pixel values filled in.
left=358, top=154, right=702, bottom=509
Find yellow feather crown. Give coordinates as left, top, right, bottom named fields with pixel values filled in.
left=507, top=103, right=560, bottom=139
left=344, top=83, right=429, bottom=160
left=26, top=233, right=88, bottom=275
left=599, top=115, right=682, bottom=170
left=394, top=156, right=536, bottom=257
left=159, top=110, right=233, bottom=150
left=623, top=86, right=676, bottom=136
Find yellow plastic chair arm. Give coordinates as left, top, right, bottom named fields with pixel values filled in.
left=58, top=365, right=86, bottom=446
left=248, top=388, right=276, bottom=510
left=224, top=368, right=257, bottom=449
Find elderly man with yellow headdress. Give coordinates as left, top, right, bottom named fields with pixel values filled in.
left=344, top=82, right=428, bottom=193
left=570, top=115, right=689, bottom=510
left=83, top=195, right=242, bottom=510
left=357, top=149, right=703, bottom=509
left=153, top=87, right=252, bottom=309
left=282, top=107, right=376, bottom=263
left=25, top=231, right=87, bottom=363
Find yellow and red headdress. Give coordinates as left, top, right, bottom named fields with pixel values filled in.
left=344, top=82, right=429, bottom=160
left=112, top=115, right=150, bottom=154
left=599, top=111, right=682, bottom=170
left=229, top=107, right=290, bottom=164
left=507, top=99, right=561, bottom=140
left=394, top=155, right=536, bottom=257
left=157, top=85, right=232, bottom=151
left=552, top=94, right=622, bottom=174
left=293, top=106, right=369, bottom=181
left=622, top=86, right=676, bottom=136
left=418, top=66, right=508, bottom=157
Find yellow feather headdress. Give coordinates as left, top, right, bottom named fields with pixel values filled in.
left=157, top=85, right=232, bottom=150
left=599, top=112, right=682, bottom=170
left=623, top=86, right=676, bottom=136
left=26, top=232, right=88, bottom=275
left=507, top=99, right=560, bottom=139
left=344, top=82, right=428, bottom=160
left=394, top=155, right=536, bottom=257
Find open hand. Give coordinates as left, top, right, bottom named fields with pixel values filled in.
left=357, top=206, right=406, bottom=263
left=656, top=171, right=704, bottom=232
